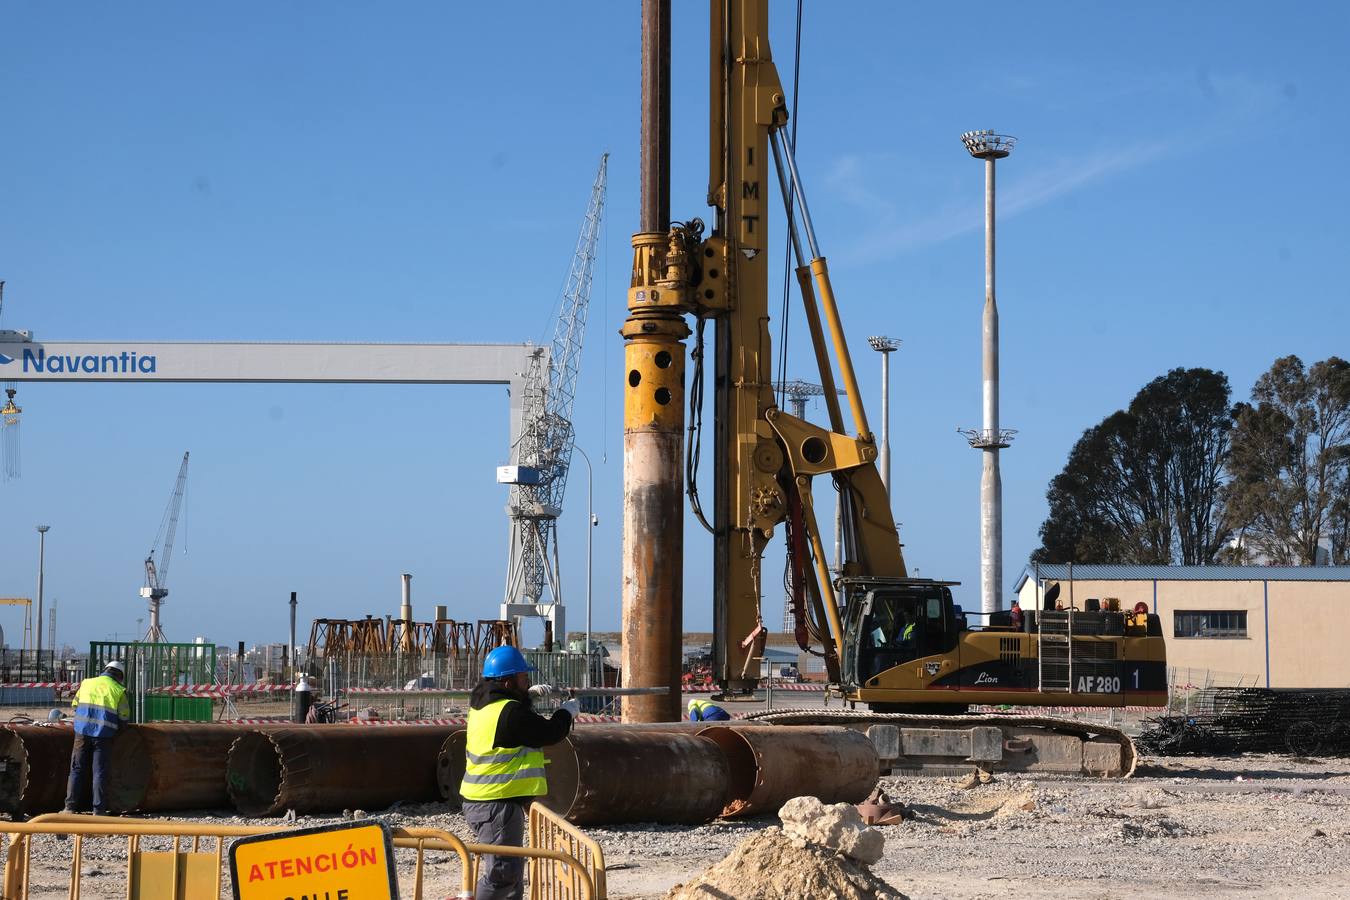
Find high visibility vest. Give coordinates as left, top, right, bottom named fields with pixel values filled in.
left=71, top=674, right=130, bottom=738
left=688, top=699, right=723, bottom=721
left=902, top=622, right=915, bottom=641
left=460, top=699, right=547, bottom=802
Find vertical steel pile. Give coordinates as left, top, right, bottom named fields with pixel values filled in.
left=0, top=725, right=74, bottom=816
left=227, top=726, right=457, bottom=816
left=621, top=0, right=685, bottom=724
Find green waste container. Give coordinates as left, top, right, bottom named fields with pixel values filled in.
left=172, top=697, right=214, bottom=722
left=141, top=695, right=175, bottom=722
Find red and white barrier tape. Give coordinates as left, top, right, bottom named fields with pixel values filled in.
left=146, top=684, right=291, bottom=695
left=683, top=682, right=826, bottom=693
left=0, top=682, right=79, bottom=691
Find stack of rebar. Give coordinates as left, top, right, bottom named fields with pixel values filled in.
left=1138, top=688, right=1350, bottom=757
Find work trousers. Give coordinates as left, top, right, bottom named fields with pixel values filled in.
left=64, top=734, right=114, bottom=814
left=463, top=798, right=527, bottom=900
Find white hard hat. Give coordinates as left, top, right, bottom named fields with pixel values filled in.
left=104, top=660, right=125, bottom=675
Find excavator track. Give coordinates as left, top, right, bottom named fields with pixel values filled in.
left=739, top=708, right=1138, bottom=778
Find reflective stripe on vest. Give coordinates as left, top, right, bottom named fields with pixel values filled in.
left=72, top=675, right=129, bottom=738
left=460, top=698, right=547, bottom=801
left=688, top=699, right=714, bottom=721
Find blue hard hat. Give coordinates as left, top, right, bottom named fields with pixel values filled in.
left=483, top=645, right=534, bottom=679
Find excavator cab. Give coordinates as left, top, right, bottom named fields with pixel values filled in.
left=840, top=578, right=961, bottom=690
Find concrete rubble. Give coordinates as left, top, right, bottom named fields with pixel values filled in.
left=779, top=795, right=886, bottom=865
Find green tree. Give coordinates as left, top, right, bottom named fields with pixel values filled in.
left=1033, top=368, right=1233, bottom=565
left=1226, top=356, right=1350, bottom=565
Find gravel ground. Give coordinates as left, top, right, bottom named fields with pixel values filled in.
left=12, top=753, right=1350, bottom=898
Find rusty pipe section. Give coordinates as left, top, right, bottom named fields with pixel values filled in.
left=439, top=728, right=729, bottom=826
left=696, top=725, right=879, bottom=818
left=0, top=725, right=74, bottom=816
left=227, top=726, right=455, bottom=817
left=108, top=724, right=291, bottom=813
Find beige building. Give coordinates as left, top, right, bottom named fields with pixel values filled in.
left=1015, top=565, right=1350, bottom=689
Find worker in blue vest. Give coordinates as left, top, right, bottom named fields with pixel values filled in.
left=461, top=646, right=578, bottom=900
left=687, top=698, right=731, bottom=721
left=63, top=661, right=130, bottom=816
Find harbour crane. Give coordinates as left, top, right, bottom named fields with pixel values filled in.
left=141, top=451, right=189, bottom=643
left=499, top=154, right=608, bottom=647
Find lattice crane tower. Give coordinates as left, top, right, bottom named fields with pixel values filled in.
left=500, top=154, right=608, bottom=645
left=141, top=451, right=190, bottom=643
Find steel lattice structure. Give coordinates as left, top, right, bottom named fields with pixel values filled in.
left=502, top=155, right=608, bottom=628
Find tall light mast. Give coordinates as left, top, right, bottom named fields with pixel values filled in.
left=959, top=130, right=1017, bottom=618
left=500, top=154, right=608, bottom=647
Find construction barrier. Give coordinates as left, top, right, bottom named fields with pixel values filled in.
left=1, top=811, right=601, bottom=900
left=527, top=802, right=608, bottom=900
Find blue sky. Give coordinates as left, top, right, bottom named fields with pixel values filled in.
left=1, top=3, right=1346, bottom=650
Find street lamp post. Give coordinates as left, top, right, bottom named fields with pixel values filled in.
left=35, top=525, right=50, bottom=678
left=867, top=336, right=901, bottom=501
left=573, top=445, right=598, bottom=688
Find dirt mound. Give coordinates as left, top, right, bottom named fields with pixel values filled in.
left=665, top=828, right=907, bottom=900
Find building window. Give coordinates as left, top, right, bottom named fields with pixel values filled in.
left=1174, top=610, right=1248, bottom=639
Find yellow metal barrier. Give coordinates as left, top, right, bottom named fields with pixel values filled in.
left=1, top=813, right=598, bottom=900
left=527, top=802, right=607, bottom=899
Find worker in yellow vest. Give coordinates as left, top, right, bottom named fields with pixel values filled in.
left=461, top=645, right=577, bottom=900
left=687, top=698, right=731, bottom=721
left=63, top=661, right=130, bottom=816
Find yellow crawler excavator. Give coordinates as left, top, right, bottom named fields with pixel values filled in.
left=620, top=0, right=1165, bottom=776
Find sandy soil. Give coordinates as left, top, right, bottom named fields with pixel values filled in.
left=11, top=753, right=1350, bottom=899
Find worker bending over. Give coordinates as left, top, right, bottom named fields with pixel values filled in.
left=63, top=661, right=130, bottom=816
left=687, top=698, right=731, bottom=721
left=460, top=646, right=578, bottom=900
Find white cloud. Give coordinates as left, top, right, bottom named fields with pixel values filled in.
left=828, top=71, right=1288, bottom=263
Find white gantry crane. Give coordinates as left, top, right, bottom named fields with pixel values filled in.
left=141, top=451, right=189, bottom=642
left=499, top=154, right=608, bottom=647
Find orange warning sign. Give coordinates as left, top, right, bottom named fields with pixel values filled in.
left=230, top=820, right=398, bottom=900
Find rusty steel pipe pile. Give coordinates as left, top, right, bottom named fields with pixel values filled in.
left=108, top=724, right=292, bottom=813
left=0, top=725, right=75, bottom=816
left=227, top=725, right=457, bottom=817
left=438, top=723, right=879, bottom=825
left=696, top=725, right=879, bottom=817
left=439, top=727, right=730, bottom=825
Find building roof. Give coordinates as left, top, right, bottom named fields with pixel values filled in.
left=1015, top=564, right=1350, bottom=592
